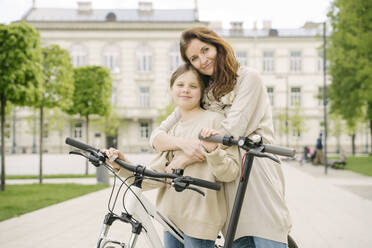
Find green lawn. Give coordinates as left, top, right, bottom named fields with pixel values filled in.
left=6, top=174, right=96, bottom=180
left=344, top=156, right=372, bottom=176
left=0, top=183, right=108, bottom=222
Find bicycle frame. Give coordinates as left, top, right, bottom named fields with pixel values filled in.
left=97, top=175, right=184, bottom=248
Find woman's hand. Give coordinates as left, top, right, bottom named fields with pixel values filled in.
left=178, top=138, right=205, bottom=162
left=103, top=148, right=127, bottom=170
left=199, top=128, right=224, bottom=153
left=165, top=153, right=202, bottom=174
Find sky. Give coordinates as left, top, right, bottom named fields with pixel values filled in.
left=0, top=0, right=333, bottom=29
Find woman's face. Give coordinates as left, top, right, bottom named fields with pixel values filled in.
left=171, top=70, right=202, bottom=111
left=185, top=38, right=217, bottom=76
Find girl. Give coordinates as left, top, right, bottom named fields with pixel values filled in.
left=105, top=63, right=240, bottom=248
left=150, top=27, right=292, bottom=248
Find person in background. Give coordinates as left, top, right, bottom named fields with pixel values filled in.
left=313, top=133, right=324, bottom=165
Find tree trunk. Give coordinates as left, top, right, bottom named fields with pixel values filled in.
left=39, top=105, right=44, bottom=184
left=85, top=114, right=89, bottom=175
left=351, top=133, right=356, bottom=156
left=1, top=93, right=6, bottom=191
left=370, top=120, right=372, bottom=155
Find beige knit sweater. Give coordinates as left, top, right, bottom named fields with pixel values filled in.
left=119, top=110, right=240, bottom=240
left=150, top=66, right=292, bottom=243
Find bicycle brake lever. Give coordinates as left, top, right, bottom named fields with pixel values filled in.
left=187, top=186, right=205, bottom=196
left=69, top=150, right=88, bottom=158
left=249, top=149, right=280, bottom=163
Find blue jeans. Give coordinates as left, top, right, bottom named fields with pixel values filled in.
left=164, top=232, right=215, bottom=248
left=233, top=236, right=288, bottom=248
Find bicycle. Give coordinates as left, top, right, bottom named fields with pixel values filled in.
left=65, top=134, right=298, bottom=248
left=66, top=137, right=220, bottom=248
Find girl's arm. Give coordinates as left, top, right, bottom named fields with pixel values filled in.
left=150, top=108, right=205, bottom=161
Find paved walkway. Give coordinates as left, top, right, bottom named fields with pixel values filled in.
left=1, top=155, right=372, bottom=248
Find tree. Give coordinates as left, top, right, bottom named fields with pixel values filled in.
left=36, top=44, right=74, bottom=183
left=327, top=0, right=372, bottom=152
left=69, top=66, right=112, bottom=175
left=157, top=102, right=176, bottom=124
left=0, top=22, right=43, bottom=191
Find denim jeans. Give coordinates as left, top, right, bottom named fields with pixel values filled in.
left=232, top=236, right=288, bottom=248
left=164, top=232, right=215, bottom=248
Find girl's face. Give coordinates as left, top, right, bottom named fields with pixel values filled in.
left=171, top=70, right=202, bottom=111
left=185, top=38, right=217, bottom=76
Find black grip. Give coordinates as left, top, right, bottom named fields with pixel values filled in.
left=264, top=144, right=296, bottom=158
left=198, top=133, right=235, bottom=146
left=65, top=137, right=99, bottom=152
left=198, top=133, right=225, bottom=144
left=190, top=177, right=221, bottom=191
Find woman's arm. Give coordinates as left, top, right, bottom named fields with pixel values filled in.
left=221, top=68, right=271, bottom=140
left=150, top=108, right=181, bottom=150
left=199, top=128, right=240, bottom=182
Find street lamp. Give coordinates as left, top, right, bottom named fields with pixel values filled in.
left=322, top=22, right=328, bottom=175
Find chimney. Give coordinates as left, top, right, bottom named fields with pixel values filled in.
left=138, top=1, right=153, bottom=14
left=262, top=20, right=272, bottom=30
left=77, top=1, right=92, bottom=13
left=194, top=0, right=199, bottom=21
left=253, top=21, right=257, bottom=31
left=230, top=22, right=243, bottom=36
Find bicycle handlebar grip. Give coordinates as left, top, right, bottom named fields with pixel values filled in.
left=198, top=133, right=224, bottom=143
left=191, top=178, right=221, bottom=191
left=264, top=144, right=296, bottom=158
left=65, top=137, right=99, bottom=152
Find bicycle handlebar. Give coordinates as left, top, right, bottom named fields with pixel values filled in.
left=65, top=137, right=221, bottom=191
left=199, top=134, right=295, bottom=158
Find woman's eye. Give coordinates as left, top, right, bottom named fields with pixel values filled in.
left=190, top=57, right=197, bottom=62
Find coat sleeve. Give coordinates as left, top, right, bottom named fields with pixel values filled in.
left=220, top=68, right=270, bottom=138
left=202, top=112, right=240, bottom=182
left=203, top=146, right=240, bottom=182
left=149, top=107, right=181, bottom=147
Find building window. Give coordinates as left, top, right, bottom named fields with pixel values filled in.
left=137, top=45, right=152, bottom=73
left=103, top=45, right=120, bottom=73
left=236, top=51, right=248, bottom=66
left=71, top=44, right=87, bottom=67
left=290, top=51, right=302, bottom=72
left=139, top=121, right=151, bottom=139
left=139, top=86, right=150, bottom=108
left=290, top=87, right=301, bottom=107
left=74, top=122, right=83, bottom=138
left=267, top=87, right=274, bottom=106
left=263, top=51, right=274, bottom=72
left=170, top=45, right=182, bottom=72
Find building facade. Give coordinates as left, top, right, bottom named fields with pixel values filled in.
left=5, top=2, right=370, bottom=155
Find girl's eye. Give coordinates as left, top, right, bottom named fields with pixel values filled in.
left=203, top=47, right=209, bottom=52
left=190, top=56, right=198, bottom=62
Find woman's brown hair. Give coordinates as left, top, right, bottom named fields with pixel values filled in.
left=180, top=26, right=239, bottom=101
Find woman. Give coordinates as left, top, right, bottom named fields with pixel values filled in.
left=105, top=63, right=240, bottom=248
left=150, top=27, right=292, bottom=248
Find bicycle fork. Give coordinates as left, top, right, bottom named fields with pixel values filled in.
left=97, top=212, right=142, bottom=248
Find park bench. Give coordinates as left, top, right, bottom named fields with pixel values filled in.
left=328, top=152, right=347, bottom=169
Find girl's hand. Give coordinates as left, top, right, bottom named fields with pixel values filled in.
left=199, top=128, right=224, bottom=153
left=103, top=148, right=127, bottom=170
left=178, top=139, right=205, bottom=161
